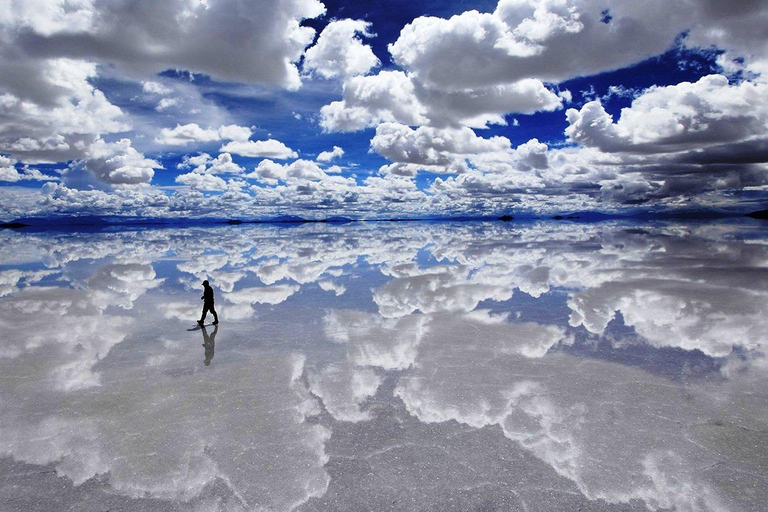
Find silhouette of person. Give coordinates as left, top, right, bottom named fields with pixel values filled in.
left=198, top=280, right=219, bottom=326
left=201, top=324, right=217, bottom=366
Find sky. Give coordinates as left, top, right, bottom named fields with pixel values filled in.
left=1, top=0, right=768, bottom=220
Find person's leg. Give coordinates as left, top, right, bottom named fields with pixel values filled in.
left=200, top=304, right=209, bottom=323
left=211, top=304, right=218, bottom=324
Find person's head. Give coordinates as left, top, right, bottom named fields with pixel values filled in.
left=202, top=280, right=209, bottom=287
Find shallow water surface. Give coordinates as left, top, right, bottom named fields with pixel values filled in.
left=1, top=221, right=767, bottom=511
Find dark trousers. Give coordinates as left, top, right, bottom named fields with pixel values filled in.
left=200, top=302, right=218, bottom=323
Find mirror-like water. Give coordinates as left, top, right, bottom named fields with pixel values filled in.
left=1, top=221, right=767, bottom=511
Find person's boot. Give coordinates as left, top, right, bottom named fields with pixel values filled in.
left=198, top=319, right=204, bottom=326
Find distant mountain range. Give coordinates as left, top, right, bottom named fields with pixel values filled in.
left=0, top=208, right=762, bottom=231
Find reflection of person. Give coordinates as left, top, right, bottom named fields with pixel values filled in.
left=201, top=324, right=217, bottom=366
left=198, top=280, right=219, bottom=326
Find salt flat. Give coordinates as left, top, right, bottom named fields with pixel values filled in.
left=1, top=220, right=766, bottom=511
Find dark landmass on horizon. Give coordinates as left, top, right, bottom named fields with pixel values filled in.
left=1, top=208, right=762, bottom=232
left=746, top=209, right=768, bottom=220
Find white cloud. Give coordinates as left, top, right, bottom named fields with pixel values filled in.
left=29, top=182, right=170, bottom=216
left=178, top=152, right=244, bottom=175
left=566, top=75, right=768, bottom=152
left=686, top=1, right=768, bottom=79
left=389, top=1, right=684, bottom=89
left=355, top=0, right=768, bottom=134
left=0, top=59, right=128, bottom=164
left=178, top=153, right=213, bottom=170
left=174, top=172, right=228, bottom=192
left=319, top=71, right=428, bottom=132
left=155, top=97, right=180, bottom=111
left=3, top=0, right=768, bottom=221
left=303, top=19, right=380, bottom=79
left=201, top=153, right=243, bottom=175
left=83, top=138, right=162, bottom=186
left=154, top=123, right=252, bottom=146
left=220, top=139, right=298, bottom=159
left=316, top=146, right=344, bottom=162
left=512, top=138, right=549, bottom=171
left=0, top=156, right=57, bottom=182
left=320, top=68, right=562, bottom=131
left=246, top=159, right=329, bottom=185
left=141, top=81, right=173, bottom=95
left=3, top=0, right=327, bottom=90
left=371, top=123, right=513, bottom=176
left=415, top=77, right=564, bottom=128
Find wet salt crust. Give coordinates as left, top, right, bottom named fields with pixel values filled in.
left=1, top=220, right=766, bottom=511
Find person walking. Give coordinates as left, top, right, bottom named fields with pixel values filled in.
left=198, top=280, right=219, bottom=326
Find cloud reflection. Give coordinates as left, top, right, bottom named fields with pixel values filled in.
left=1, top=221, right=767, bottom=510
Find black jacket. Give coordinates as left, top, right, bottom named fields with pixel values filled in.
left=202, top=285, right=214, bottom=304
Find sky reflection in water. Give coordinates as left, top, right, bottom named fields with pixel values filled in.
left=1, top=221, right=767, bottom=511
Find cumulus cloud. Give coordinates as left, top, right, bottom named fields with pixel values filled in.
left=320, top=71, right=428, bottom=132
left=3, top=1, right=768, bottom=219
left=558, top=74, right=768, bottom=202
left=141, top=81, right=173, bottom=95
left=35, top=182, right=170, bottom=216
left=83, top=138, right=162, bottom=186
left=0, top=155, right=57, bottom=182
left=177, top=152, right=244, bottom=175
left=246, top=159, right=331, bottom=185
left=316, top=146, right=344, bottom=162
left=314, top=0, right=768, bottom=136
left=220, top=139, right=298, bottom=159
left=686, top=1, right=768, bottom=78
left=175, top=172, right=228, bottom=192
left=412, top=77, right=564, bottom=128
left=320, top=68, right=562, bottom=131
left=303, top=19, right=380, bottom=79
left=566, top=75, right=768, bottom=153
left=0, top=59, right=128, bottom=164
left=0, top=0, right=329, bottom=201
left=389, top=0, right=706, bottom=89
left=155, top=97, right=180, bottom=112
left=154, top=123, right=252, bottom=146
left=372, top=123, right=513, bottom=176
left=4, top=0, right=327, bottom=90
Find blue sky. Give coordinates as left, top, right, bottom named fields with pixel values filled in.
left=1, top=0, right=768, bottom=219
